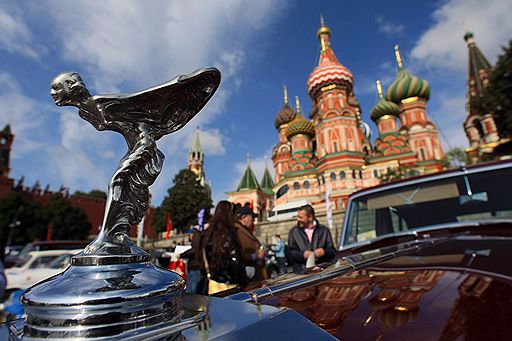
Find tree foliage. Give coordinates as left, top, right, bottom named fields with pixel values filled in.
left=0, top=193, right=45, bottom=245
left=441, top=147, right=468, bottom=169
left=474, top=40, right=512, bottom=138
left=43, top=194, right=91, bottom=240
left=0, top=193, right=91, bottom=246
left=74, top=189, right=107, bottom=199
left=378, top=167, right=419, bottom=184
left=153, top=169, right=212, bottom=234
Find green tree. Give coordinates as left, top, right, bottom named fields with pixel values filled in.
left=474, top=40, right=512, bottom=138
left=42, top=194, right=91, bottom=240
left=378, top=167, right=419, bottom=184
left=74, top=189, right=107, bottom=199
left=441, top=147, right=468, bottom=169
left=0, top=192, right=46, bottom=246
left=153, top=169, right=212, bottom=234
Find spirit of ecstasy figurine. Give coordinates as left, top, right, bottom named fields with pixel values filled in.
left=50, top=68, right=221, bottom=264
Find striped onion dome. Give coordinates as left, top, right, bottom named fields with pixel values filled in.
left=307, top=17, right=353, bottom=97
left=385, top=69, right=430, bottom=103
left=275, top=86, right=297, bottom=129
left=275, top=103, right=297, bottom=129
left=286, top=115, right=315, bottom=139
left=371, top=97, right=400, bottom=121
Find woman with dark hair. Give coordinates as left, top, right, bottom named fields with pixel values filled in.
left=201, top=201, right=246, bottom=293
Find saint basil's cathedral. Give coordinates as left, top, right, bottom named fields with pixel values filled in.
left=228, top=18, right=445, bottom=217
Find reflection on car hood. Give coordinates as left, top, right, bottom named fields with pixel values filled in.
left=257, top=232, right=512, bottom=340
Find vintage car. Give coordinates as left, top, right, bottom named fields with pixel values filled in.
left=5, top=249, right=82, bottom=293
left=224, top=160, right=512, bottom=340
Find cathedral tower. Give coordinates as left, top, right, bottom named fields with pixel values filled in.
left=463, top=31, right=500, bottom=161
left=371, top=81, right=412, bottom=158
left=188, top=127, right=205, bottom=186
left=386, top=45, right=443, bottom=169
left=307, top=16, right=366, bottom=171
left=272, top=86, right=296, bottom=183
left=0, top=124, right=14, bottom=178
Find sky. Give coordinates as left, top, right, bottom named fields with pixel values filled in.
left=1, top=0, right=512, bottom=208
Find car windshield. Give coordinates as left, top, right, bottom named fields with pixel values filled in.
left=29, top=255, right=61, bottom=269
left=48, top=254, right=72, bottom=269
left=343, top=166, right=512, bottom=247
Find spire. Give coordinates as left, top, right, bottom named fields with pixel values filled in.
left=283, top=85, right=289, bottom=105
left=317, top=15, right=334, bottom=57
left=394, top=44, right=404, bottom=69
left=237, top=153, right=260, bottom=191
left=260, top=158, right=275, bottom=195
left=318, top=15, right=331, bottom=53
left=295, top=96, right=302, bottom=114
left=465, top=31, right=492, bottom=103
left=376, top=80, right=383, bottom=99
left=192, top=126, right=202, bottom=153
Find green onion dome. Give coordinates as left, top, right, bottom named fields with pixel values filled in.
left=275, top=103, right=297, bottom=129
left=370, top=97, right=400, bottom=121
left=385, top=69, right=430, bottom=103
left=286, top=115, right=315, bottom=139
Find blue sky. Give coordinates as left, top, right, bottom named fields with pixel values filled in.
left=1, top=0, right=511, bottom=207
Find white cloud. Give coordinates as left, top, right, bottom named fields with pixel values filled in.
left=0, top=7, right=47, bottom=59
left=0, top=72, right=52, bottom=155
left=411, top=0, right=512, bottom=71
left=37, top=0, right=280, bottom=92
left=376, top=15, right=404, bottom=37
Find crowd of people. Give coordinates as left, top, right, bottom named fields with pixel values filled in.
left=177, top=201, right=336, bottom=295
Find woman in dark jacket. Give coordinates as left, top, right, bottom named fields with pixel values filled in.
left=202, top=201, right=244, bottom=285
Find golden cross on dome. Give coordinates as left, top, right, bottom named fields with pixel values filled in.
left=376, top=80, right=383, bottom=98
left=283, top=85, right=288, bottom=105
left=295, top=96, right=302, bottom=114
left=394, top=44, right=404, bottom=69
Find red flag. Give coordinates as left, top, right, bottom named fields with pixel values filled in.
left=165, top=212, right=173, bottom=240
left=46, top=223, right=53, bottom=241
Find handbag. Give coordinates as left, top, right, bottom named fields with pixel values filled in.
left=202, top=249, right=237, bottom=295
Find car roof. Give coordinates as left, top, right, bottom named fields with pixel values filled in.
left=349, top=159, right=512, bottom=199
left=27, top=249, right=83, bottom=257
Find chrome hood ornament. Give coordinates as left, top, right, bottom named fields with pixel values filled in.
left=17, top=68, right=221, bottom=340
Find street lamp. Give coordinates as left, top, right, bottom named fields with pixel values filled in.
left=6, top=206, right=23, bottom=248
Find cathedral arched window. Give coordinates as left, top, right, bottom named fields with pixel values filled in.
left=359, top=170, right=363, bottom=179
left=420, top=149, right=426, bottom=161
left=339, top=171, right=346, bottom=179
left=373, top=170, right=379, bottom=178
left=293, top=182, right=300, bottom=190
left=330, top=172, right=336, bottom=181
left=472, top=118, right=485, bottom=140
left=304, top=181, right=310, bottom=189
left=352, top=169, right=356, bottom=179
left=276, top=185, right=289, bottom=199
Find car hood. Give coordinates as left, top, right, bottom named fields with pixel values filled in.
left=256, top=234, right=512, bottom=340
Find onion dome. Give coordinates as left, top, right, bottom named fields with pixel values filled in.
left=385, top=45, right=430, bottom=103
left=371, top=80, right=400, bottom=121
left=286, top=97, right=315, bottom=139
left=275, top=86, right=297, bottom=129
left=307, top=16, right=354, bottom=97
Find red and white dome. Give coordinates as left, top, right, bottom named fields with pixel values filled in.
left=307, top=20, right=353, bottom=97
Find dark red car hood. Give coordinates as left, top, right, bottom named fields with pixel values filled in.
left=258, top=227, right=512, bottom=340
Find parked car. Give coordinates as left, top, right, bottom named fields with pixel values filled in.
left=226, top=161, right=512, bottom=340
left=6, top=240, right=89, bottom=268
left=5, top=249, right=82, bottom=292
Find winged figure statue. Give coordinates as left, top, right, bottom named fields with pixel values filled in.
left=50, top=68, right=221, bottom=263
